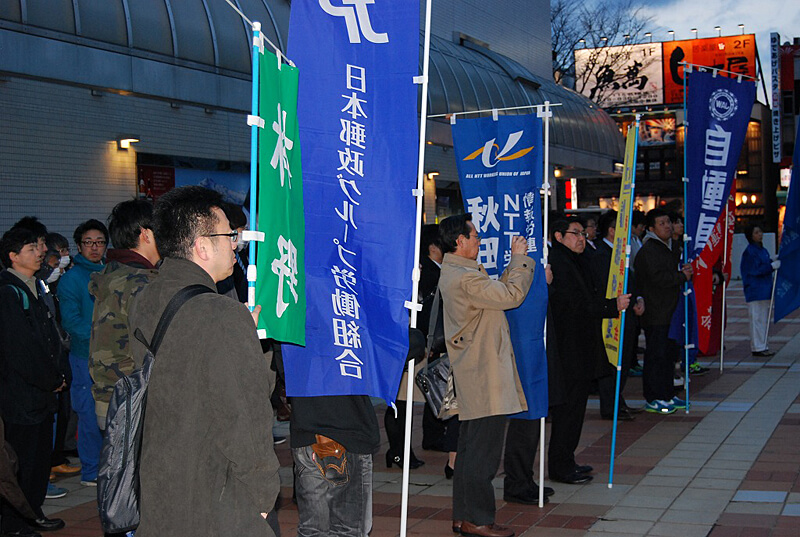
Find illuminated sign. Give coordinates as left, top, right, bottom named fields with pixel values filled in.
left=574, top=43, right=663, bottom=108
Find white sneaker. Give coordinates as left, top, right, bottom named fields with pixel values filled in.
left=80, top=479, right=97, bottom=487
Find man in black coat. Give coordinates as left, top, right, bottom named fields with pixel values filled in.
left=0, top=227, right=68, bottom=536
left=547, top=217, right=629, bottom=485
left=589, top=211, right=645, bottom=421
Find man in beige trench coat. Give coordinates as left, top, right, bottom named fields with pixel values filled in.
left=438, top=214, right=534, bottom=537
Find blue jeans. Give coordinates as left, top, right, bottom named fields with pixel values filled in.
left=69, top=352, right=102, bottom=481
left=292, top=445, right=372, bottom=537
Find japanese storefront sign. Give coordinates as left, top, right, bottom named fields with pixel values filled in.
left=574, top=43, right=663, bottom=108
left=602, top=119, right=638, bottom=366
left=451, top=114, right=548, bottom=420
left=685, top=69, right=755, bottom=260
left=255, top=49, right=306, bottom=345
left=663, top=35, right=757, bottom=105
left=775, top=122, right=800, bottom=323
left=283, top=0, right=419, bottom=401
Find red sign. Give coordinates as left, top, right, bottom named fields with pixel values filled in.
left=663, top=35, right=757, bottom=105
left=137, top=165, right=175, bottom=202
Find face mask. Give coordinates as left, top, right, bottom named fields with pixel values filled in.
left=58, top=255, right=71, bottom=268
left=46, top=267, right=62, bottom=284
left=235, top=239, right=249, bottom=252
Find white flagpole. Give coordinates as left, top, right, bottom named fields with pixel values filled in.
left=719, top=201, right=729, bottom=373
left=538, top=101, right=552, bottom=509
left=400, top=0, right=433, bottom=535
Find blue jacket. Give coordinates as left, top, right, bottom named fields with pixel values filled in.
left=740, top=243, right=773, bottom=302
left=57, top=254, right=105, bottom=358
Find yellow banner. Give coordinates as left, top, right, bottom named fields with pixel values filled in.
left=602, top=118, right=639, bottom=366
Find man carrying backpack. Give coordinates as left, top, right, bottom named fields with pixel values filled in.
left=0, top=227, right=67, bottom=536
left=127, top=186, right=279, bottom=537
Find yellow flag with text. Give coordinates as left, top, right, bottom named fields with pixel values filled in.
left=602, top=119, right=639, bottom=366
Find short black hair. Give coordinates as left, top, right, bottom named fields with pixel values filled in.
left=221, top=202, right=247, bottom=230
left=108, top=199, right=154, bottom=250
left=45, top=233, right=69, bottom=252
left=1, top=227, right=39, bottom=268
left=598, top=210, right=617, bottom=240
left=646, top=208, right=670, bottom=230
left=438, top=214, right=472, bottom=254
left=153, top=186, right=224, bottom=260
left=11, top=216, right=48, bottom=239
left=74, top=219, right=109, bottom=246
left=668, top=211, right=683, bottom=225
left=632, top=210, right=646, bottom=227
left=420, top=224, right=440, bottom=255
left=552, top=216, right=582, bottom=239
left=744, top=222, right=763, bottom=243
left=582, top=214, right=598, bottom=226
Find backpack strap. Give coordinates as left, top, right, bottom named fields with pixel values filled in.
left=1, top=284, right=30, bottom=311
left=134, top=284, right=213, bottom=355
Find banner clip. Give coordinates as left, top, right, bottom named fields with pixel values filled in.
left=684, top=343, right=696, bottom=350
left=253, top=34, right=265, bottom=55
left=247, top=115, right=265, bottom=129
left=450, top=114, right=456, bottom=125
left=412, top=188, right=422, bottom=198
left=413, top=75, right=427, bottom=85
left=491, top=109, right=499, bottom=121
left=404, top=300, right=422, bottom=312
left=242, top=230, right=265, bottom=242
left=257, top=329, right=267, bottom=340
left=683, top=288, right=693, bottom=296
left=683, top=234, right=691, bottom=243
left=712, top=69, right=719, bottom=78
left=247, top=265, right=258, bottom=282
left=682, top=176, right=689, bottom=183
left=536, top=108, right=553, bottom=118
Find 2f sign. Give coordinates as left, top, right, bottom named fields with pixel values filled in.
left=319, top=0, right=388, bottom=44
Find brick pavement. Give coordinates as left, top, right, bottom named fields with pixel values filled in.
left=32, top=282, right=800, bottom=536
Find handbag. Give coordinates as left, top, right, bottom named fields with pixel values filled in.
left=414, top=288, right=456, bottom=417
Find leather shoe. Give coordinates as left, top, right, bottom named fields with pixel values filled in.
left=459, top=521, right=514, bottom=537
left=29, top=517, right=65, bottom=532
left=503, top=491, right=549, bottom=505
left=453, top=520, right=462, bottom=533
left=50, top=463, right=81, bottom=476
left=535, top=483, right=555, bottom=497
left=623, top=404, right=643, bottom=414
left=551, top=471, right=593, bottom=485
left=574, top=464, right=593, bottom=474
left=601, top=409, right=635, bottom=421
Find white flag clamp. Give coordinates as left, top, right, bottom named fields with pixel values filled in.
left=247, top=115, right=266, bottom=129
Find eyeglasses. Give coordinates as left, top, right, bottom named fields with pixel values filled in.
left=564, top=230, right=588, bottom=238
left=81, top=240, right=107, bottom=248
left=204, top=230, right=239, bottom=243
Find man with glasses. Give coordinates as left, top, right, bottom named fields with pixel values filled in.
left=57, top=219, right=109, bottom=487
left=89, top=200, right=159, bottom=432
left=438, top=214, right=534, bottom=537
left=547, top=217, right=630, bottom=485
left=128, top=186, right=279, bottom=537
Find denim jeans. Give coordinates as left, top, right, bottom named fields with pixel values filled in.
left=69, top=352, right=103, bottom=480
left=292, top=445, right=372, bottom=537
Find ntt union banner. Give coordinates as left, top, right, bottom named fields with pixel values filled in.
left=685, top=70, right=755, bottom=259
left=283, top=0, right=419, bottom=401
left=452, top=114, right=548, bottom=420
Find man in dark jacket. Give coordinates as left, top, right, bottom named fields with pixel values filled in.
left=633, top=209, right=693, bottom=414
left=128, top=186, right=279, bottom=537
left=547, top=217, right=629, bottom=485
left=0, top=227, right=67, bottom=536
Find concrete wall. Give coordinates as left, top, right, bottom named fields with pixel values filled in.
left=0, top=76, right=249, bottom=244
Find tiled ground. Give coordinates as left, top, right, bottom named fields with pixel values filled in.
left=33, top=282, right=800, bottom=536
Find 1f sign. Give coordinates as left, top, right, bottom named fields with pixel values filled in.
left=319, top=0, right=388, bottom=44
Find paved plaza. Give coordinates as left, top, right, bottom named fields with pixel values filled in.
left=41, top=282, right=800, bottom=536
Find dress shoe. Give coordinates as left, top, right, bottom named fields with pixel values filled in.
left=385, top=451, right=425, bottom=470
left=623, top=404, right=643, bottom=414
left=452, top=520, right=462, bottom=533
left=503, top=491, right=549, bottom=505
left=29, top=517, right=65, bottom=531
left=50, top=463, right=81, bottom=476
left=1, top=529, right=42, bottom=537
left=444, top=462, right=454, bottom=479
left=601, top=409, right=635, bottom=421
left=533, top=483, right=555, bottom=497
left=551, top=471, right=593, bottom=485
left=752, top=350, right=775, bottom=357
left=459, top=521, right=514, bottom=537
left=574, top=464, right=593, bottom=474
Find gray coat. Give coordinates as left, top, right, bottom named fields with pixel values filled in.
left=129, top=258, right=278, bottom=537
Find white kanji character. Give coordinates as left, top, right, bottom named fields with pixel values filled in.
left=338, top=174, right=362, bottom=205
left=341, top=92, right=368, bottom=120
left=333, top=238, right=357, bottom=271
left=334, top=349, right=364, bottom=379
left=704, top=125, right=731, bottom=166
left=694, top=214, right=718, bottom=250
left=337, top=148, right=365, bottom=177
left=331, top=265, right=357, bottom=293
left=522, top=191, right=536, bottom=208
left=270, top=235, right=299, bottom=318
left=270, top=103, right=295, bottom=188
left=333, top=318, right=362, bottom=348
left=478, top=237, right=499, bottom=271
left=332, top=288, right=360, bottom=319
left=339, top=119, right=367, bottom=149
left=701, top=169, right=727, bottom=212
left=346, top=64, right=367, bottom=92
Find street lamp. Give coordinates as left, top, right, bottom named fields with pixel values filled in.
left=668, top=30, right=675, bottom=41
left=715, top=25, right=721, bottom=37
left=600, top=36, right=608, bottom=45
left=738, top=23, right=745, bottom=35
left=691, top=28, right=698, bottom=39
left=644, top=32, right=652, bottom=43
left=578, top=38, right=586, bottom=48
left=623, top=34, right=630, bottom=42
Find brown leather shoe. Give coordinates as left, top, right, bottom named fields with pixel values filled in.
left=452, top=520, right=462, bottom=533
left=460, top=521, right=514, bottom=537
left=51, top=463, right=81, bottom=476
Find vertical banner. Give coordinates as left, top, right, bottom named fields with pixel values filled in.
left=256, top=49, right=306, bottom=345
left=602, top=120, right=638, bottom=366
left=685, top=70, right=756, bottom=260
left=774, top=122, right=800, bottom=322
left=451, top=114, right=548, bottom=420
left=284, top=0, right=419, bottom=400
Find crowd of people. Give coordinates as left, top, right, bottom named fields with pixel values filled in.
left=0, top=189, right=780, bottom=537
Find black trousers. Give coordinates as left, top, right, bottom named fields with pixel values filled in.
left=503, top=418, right=541, bottom=497
left=1, top=418, right=53, bottom=532
left=643, top=325, right=676, bottom=402
left=50, top=389, right=71, bottom=467
left=548, top=377, right=590, bottom=479
left=453, top=415, right=506, bottom=526
left=422, top=403, right=460, bottom=452
left=598, top=323, right=637, bottom=416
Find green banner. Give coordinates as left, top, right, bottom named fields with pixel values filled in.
left=256, top=49, right=305, bottom=345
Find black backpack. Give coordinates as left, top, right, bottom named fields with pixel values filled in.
left=97, top=285, right=212, bottom=534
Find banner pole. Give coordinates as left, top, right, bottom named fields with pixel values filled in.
left=682, top=67, right=691, bottom=413
left=720, top=201, right=729, bottom=373
left=400, top=0, right=433, bottom=535
left=538, top=100, right=551, bottom=508
left=247, top=22, right=261, bottom=313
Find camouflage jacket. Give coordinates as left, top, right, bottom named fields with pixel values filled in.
left=89, top=258, right=158, bottom=416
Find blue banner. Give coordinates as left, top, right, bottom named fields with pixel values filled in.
left=283, top=0, right=419, bottom=401
left=451, top=114, right=548, bottom=420
left=775, top=121, right=800, bottom=322
left=685, top=70, right=755, bottom=260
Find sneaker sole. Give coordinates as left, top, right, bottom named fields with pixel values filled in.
left=45, top=493, right=67, bottom=499
left=644, top=407, right=676, bottom=414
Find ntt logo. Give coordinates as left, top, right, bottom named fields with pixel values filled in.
left=709, top=89, right=738, bottom=122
